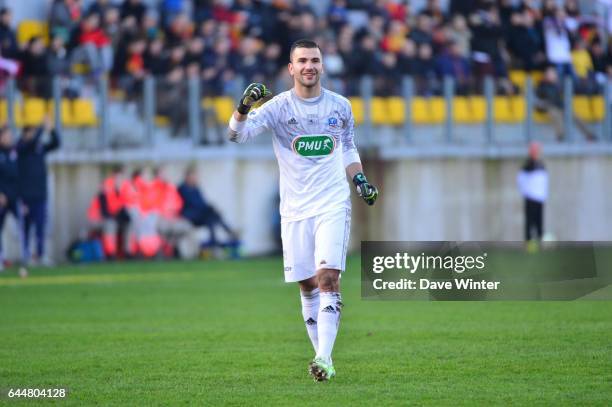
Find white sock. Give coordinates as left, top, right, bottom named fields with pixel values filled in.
left=316, top=292, right=342, bottom=363
left=300, top=288, right=320, bottom=352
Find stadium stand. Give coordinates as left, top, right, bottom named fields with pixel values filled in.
left=22, top=98, right=47, bottom=126
left=17, top=20, right=48, bottom=46
left=0, top=0, right=609, bottom=140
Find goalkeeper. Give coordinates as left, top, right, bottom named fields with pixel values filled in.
left=227, top=39, right=378, bottom=382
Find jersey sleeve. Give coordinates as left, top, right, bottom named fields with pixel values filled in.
left=227, top=100, right=276, bottom=144
left=341, top=100, right=361, bottom=168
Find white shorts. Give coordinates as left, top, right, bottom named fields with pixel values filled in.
left=281, top=207, right=351, bottom=283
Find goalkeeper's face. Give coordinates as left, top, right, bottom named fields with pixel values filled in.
left=288, top=47, right=323, bottom=88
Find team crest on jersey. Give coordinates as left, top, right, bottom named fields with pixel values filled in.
left=292, top=134, right=336, bottom=157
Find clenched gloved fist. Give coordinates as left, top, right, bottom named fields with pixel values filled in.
left=237, top=83, right=272, bottom=114
left=353, top=173, right=378, bottom=206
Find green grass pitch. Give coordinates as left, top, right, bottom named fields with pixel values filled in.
left=0, top=257, right=610, bottom=405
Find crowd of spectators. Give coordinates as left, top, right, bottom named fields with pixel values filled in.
left=0, top=0, right=611, bottom=100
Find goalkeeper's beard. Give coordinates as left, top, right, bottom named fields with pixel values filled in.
left=295, top=69, right=320, bottom=88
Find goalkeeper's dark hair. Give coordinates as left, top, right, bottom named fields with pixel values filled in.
left=289, top=39, right=321, bottom=61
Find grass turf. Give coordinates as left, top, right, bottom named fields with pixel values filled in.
left=0, top=257, right=610, bottom=405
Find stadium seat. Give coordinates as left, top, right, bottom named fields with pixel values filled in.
left=453, top=97, right=472, bottom=123
left=201, top=97, right=214, bottom=109
left=201, top=97, right=218, bottom=125
left=509, top=70, right=527, bottom=90
left=590, top=96, right=605, bottom=121
left=0, top=100, right=25, bottom=126
left=13, top=106, right=25, bottom=127
left=17, top=20, right=48, bottom=46
left=494, top=96, right=516, bottom=123
left=411, top=97, right=446, bottom=124
left=72, top=99, right=98, bottom=126
left=470, top=96, right=487, bottom=122
left=0, top=100, right=7, bottom=124
left=23, top=98, right=47, bottom=126
left=48, top=99, right=74, bottom=127
left=348, top=97, right=364, bottom=125
left=201, top=97, right=236, bottom=123
left=533, top=110, right=550, bottom=123
left=71, top=63, right=90, bottom=75
left=510, top=96, right=526, bottom=122
left=387, top=97, right=405, bottom=125
left=573, top=96, right=593, bottom=122
left=411, top=97, right=430, bottom=124
left=110, top=88, right=127, bottom=101
left=214, top=97, right=235, bottom=123
left=370, top=97, right=387, bottom=125
left=429, top=97, right=446, bottom=123
left=154, top=115, right=170, bottom=127
left=530, top=71, right=544, bottom=86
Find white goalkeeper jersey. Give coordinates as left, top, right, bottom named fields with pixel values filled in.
left=228, top=88, right=361, bottom=222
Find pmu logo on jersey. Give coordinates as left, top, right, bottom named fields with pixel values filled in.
left=292, top=134, right=336, bottom=157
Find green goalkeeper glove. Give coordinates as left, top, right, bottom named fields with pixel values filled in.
left=352, top=173, right=378, bottom=206
left=237, top=83, right=272, bottom=114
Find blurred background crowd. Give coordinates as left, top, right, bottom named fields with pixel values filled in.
left=0, top=0, right=611, bottom=267
left=1, top=0, right=611, bottom=100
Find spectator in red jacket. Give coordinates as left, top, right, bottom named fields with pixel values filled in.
left=70, top=12, right=113, bottom=74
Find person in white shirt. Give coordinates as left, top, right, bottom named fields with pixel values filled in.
left=543, top=8, right=574, bottom=78
left=517, top=142, right=548, bottom=242
left=227, top=39, right=378, bottom=382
